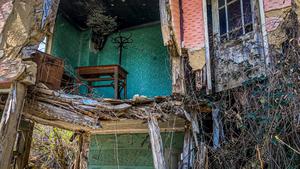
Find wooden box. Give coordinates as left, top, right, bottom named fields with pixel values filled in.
left=31, top=51, right=64, bottom=90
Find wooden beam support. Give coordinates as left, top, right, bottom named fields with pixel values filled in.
left=181, top=127, right=193, bottom=169
left=159, top=0, right=171, bottom=45
left=0, top=82, right=27, bottom=169
left=13, top=118, right=34, bottom=169
left=78, top=133, right=90, bottom=169
left=23, top=101, right=100, bottom=131
left=91, top=118, right=185, bottom=134
left=148, top=113, right=167, bottom=169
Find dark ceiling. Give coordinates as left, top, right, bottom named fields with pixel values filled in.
left=59, top=0, right=160, bottom=30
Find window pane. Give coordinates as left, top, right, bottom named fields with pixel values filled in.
left=245, top=24, right=253, bottom=33
left=243, top=0, right=252, bottom=24
left=218, top=0, right=225, bottom=7
left=228, top=0, right=242, bottom=31
left=38, top=37, right=47, bottom=52
left=219, top=8, right=227, bottom=36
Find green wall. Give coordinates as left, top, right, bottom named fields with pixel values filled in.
left=51, top=14, right=172, bottom=98
left=89, top=132, right=184, bottom=169
left=51, top=14, right=85, bottom=73
left=89, top=25, right=172, bottom=98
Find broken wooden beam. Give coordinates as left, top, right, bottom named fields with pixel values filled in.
left=148, top=113, right=167, bottom=169
left=181, top=126, right=193, bottom=169
left=23, top=101, right=101, bottom=131
left=13, top=118, right=34, bottom=169
left=0, top=83, right=209, bottom=133
left=78, top=132, right=90, bottom=169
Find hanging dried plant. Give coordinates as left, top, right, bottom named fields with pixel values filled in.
left=86, top=4, right=117, bottom=36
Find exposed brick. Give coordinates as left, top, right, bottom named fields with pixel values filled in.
left=170, top=0, right=292, bottom=50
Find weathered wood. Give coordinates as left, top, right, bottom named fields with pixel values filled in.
left=0, top=82, right=26, bottom=169
left=212, top=107, right=224, bottom=150
left=148, top=113, right=167, bottom=169
left=91, top=118, right=185, bottom=134
left=258, top=0, right=270, bottom=66
left=202, top=0, right=212, bottom=94
left=198, top=142, right=208, bottom=169
left=181, top=127, right=192, bottom=169
left=159, top=0, right=171, bottom=45
left=78, top=133, right=90, bottom=169
left=191, top=112, right=200, bottom=148
left=23, top=101, right=100, bottom=131
left=13, top=118, right=34, bottom=169
left=0, top=84, right=207, bottom=132
left=171, top=54, right=186, bottom=95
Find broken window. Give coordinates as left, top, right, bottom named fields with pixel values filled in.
left=218, top=0, right=253, bottom=41
left=38, top=37, right=48, bottom=52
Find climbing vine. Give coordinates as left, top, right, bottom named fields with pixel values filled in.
left=201, top=9, right=300, bottom=169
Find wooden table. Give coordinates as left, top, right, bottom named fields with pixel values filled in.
left=76, top=65, right=128, bottom=99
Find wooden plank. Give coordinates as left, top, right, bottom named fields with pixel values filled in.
left=171, top=54, right=186, bottom=95
left=0, top=82, right=27, bottom=169
left=91, top=118, right=186, bottom=134
left=258, top=0, right=270, bottom=66
left=159, top=0, right=171, bottom=45
left=14, top=118, right=34, bottom=169
left=114, top=67, right=119, bottom=99
left=148, top=113, right=167, bottom=169
left=181, top=127, right=193, bottom=169
left=198, top=142, right=208, bottom=169
left=202, top=0, right=213, bottom=94
left=78, top=133, right=90, bottom=169
left=23, top=101, right=100, bottom=131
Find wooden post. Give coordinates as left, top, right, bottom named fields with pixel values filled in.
left=202, top=0, right=213, bottom=94
left=114, top=67, right=119, bottom=99
left=181, top=127, right=193, bottom=169
left=171, top=54, right=186, bottom=95
left=13, top=119, right=34, bottom=169
left=199, top=142, right=208, bottom=169
left=0, top=82, right=27, bottom=169
left=148, top=114, right=167, bottom=169
left=159, top=0, right=171, bottom=45
left=77, top=132, right=90, bottom=169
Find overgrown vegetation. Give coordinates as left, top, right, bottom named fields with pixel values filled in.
left=29, top=124, right=78, bottom=169
left=199, top=9, right=300, bottom=169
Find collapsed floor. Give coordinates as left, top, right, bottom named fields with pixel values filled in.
left=0, top=0, right=300, bottom=169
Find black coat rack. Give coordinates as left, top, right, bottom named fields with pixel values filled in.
left=112, top=32, right=133, bottom=65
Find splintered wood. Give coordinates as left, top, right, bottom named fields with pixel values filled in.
left=0, top=82, right=27, bottom=169
left=148, top=113, right=167, bottom=169
left=0, top=84, right=193, bottom=132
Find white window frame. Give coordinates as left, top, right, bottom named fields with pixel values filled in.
left=213, top=0, right=255, bottom=41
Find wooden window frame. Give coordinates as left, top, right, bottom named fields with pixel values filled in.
left=213, top=0, right=255, bottom=41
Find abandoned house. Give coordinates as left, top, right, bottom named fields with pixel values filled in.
left=0, top=0, right=300, bottom=168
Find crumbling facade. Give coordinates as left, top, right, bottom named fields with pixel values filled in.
left=0, top=0, right=300, bottom=169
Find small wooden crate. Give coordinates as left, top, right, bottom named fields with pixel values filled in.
left=31, top=51, right=64, bottom=90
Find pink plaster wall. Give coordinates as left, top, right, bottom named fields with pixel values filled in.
left=264, top=0, right=291, bottom=12
left=182, top=0, right=205, bottom=50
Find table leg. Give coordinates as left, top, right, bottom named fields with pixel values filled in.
left=114, top=71, right=119, bottom=99
left=88, top=82, right=92, bottom=95
left=124, top=78, right=127, bottom=99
